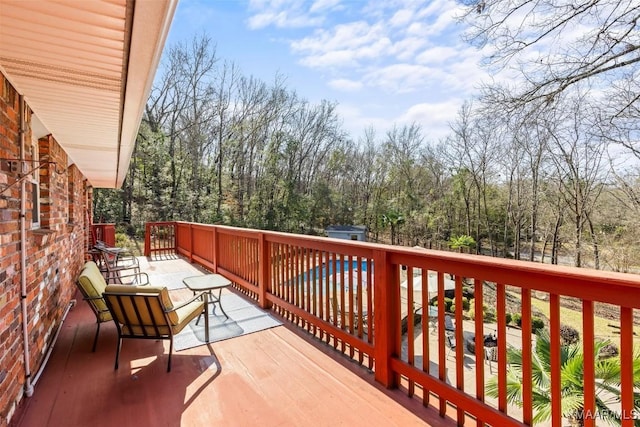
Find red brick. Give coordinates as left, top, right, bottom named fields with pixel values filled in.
left=1, top=70, right=90, bottom=425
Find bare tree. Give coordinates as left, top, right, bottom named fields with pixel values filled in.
left=449, top=102, right=502, bottom=255
left=144, top=34, right=218, bottom=221
left=544, top=94, right=608, bottom=267
left=461, top=0, right=640, bottom=117
left=210, top=60, right=240, bottom=219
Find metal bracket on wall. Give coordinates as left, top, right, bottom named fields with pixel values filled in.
left=0, top=157, right=64, bottom=197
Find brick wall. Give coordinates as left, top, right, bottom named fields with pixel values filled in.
left=0, top=72, right=90, bottom=426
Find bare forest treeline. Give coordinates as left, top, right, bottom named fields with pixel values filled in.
left=95, top=0, right=640, bottom=273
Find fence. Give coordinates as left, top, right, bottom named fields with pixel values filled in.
left=145, top=221, right=640, bottom=427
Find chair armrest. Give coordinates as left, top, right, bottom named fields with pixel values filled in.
left=118, top=272, right=150, bottom=286
left=107, top=263, right=139, bottom=273
left=166, top=292, right=206, bottom=312
left=97, top=246, right=138, bottom=265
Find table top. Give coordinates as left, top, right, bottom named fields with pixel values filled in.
left=182, top=274, right=232, bottom=291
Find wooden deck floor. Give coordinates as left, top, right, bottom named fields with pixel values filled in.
left=11, top=257, right=454, bottom=427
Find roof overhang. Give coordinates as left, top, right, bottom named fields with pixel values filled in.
left=0, top=0, right=178, bottom=188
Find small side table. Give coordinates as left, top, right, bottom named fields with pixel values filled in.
left=182, top=274, right=232, bottom=342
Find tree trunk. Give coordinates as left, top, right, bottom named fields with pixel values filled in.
left=574, top=212, right=582, bottom=267
left=587, top=214, right=600, bottom=270
left=551, top=214, right=563, bottom=265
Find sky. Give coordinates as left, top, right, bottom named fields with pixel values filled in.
left=164, top=0, right=493, bottom=143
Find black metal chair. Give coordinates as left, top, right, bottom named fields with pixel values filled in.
left=94, top=241, right=140, bottom=283
left=76, top=261, right=149, bottom=351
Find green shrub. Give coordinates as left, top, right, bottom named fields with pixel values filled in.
left=560, top=324, right=580, bottom=345
left=531, top=316, right=545, bottom=333
left=450, top=304, right=456, bottom=313
left=598, top=343, right=619, bottom=359
left=462, top=297, right=470, bottom=311
left=512, top=313, right=522, bottom=327
left=444, top=297, right=453, bottom=312
left=468, top=307, right=475, bottom=319
left=505, top=312, right=512, bottom=325
left=483, top=307, right=496, bottom=322
left=449, top=234, right=476, bottom=250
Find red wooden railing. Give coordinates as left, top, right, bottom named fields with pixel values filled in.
left=91, top=223, right=116, bottom=247
left=145, top=221, right=640, bottom=427
left=144, top=221, right=176, bottom=257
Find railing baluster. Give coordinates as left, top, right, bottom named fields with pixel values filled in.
left=455, top=275, right=465, bottom=423
left=306, top=247, right=312, bottom=331
left=407, top=272, right=415, bottom=397
left=437, top=271, right=446, bottom=417
left=366, top=259, right=372, bottom=340
left=496, top=282, right=507, bottom=414
left=549, top=293, right=562, bottom=426
left=521, top=288, right=532, bottom=425
left=348, top=255, right=355, bottom=358
left=582, top=300, right=595, bottom=427
left=336, top=252, right=344, bottom=351
left=312, top=248, right=318, bottom=336
left=474, top=278, right=485, bottom=427
left=340, top=253, right=346, bottom=352
left=421, top=270, right=430, bottom=407
left=620, top=307, right=635, bottom=427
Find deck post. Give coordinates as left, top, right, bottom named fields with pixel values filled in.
left=373, top=249, right=400, bottom=388
left=189, top=223, right=194, bottom=262
left=144, top=223, right=151, bottom=257
left=212, top=226, right=218, bottom=273
left=258, top=233, right=271, bottom=309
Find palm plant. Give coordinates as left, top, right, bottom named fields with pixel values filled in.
left=486, top=330, right=640, bottom=426
left=448, top=234, right=476, bottom=252
left=381, top=210, right=404, bottom=245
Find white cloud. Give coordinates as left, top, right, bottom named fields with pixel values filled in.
left=421, top=11, right=457, bottom=37
left=310, top=0, right=342, bottom=13
left=416, top=0, right=457, bottom=18
left=336, top=99, right=462, bottom=143
left=292, top=21, right=383, bottom=53
left=415, top=46, right=458, bottom=65
left=239, top=0, right=489, bottom=140
left=335, top=103, right=395, bottom=140
left=364, top=63, right=443, bottom=93
left=390, top=36, right=429, bottom=62
left=292, top=21, right=392, bottom=68
left=446, top=54, right=491, bottom=92
left=389, top=8, right=414, bottom=27
left=246, top=0, right=327, bottom=29
left=299, top=50, right=360, bottom=68
left=397, top=100, right=463, bottom=140
left=328, top=78, right=363, bottom=91
left=247, top=10, right=324, bottom=29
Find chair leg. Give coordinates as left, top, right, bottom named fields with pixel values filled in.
left=114, top=337, right=122, bottom=370
left=92, top=322, right=101, bottom=352
left=167, top=337, right=173, bottom=372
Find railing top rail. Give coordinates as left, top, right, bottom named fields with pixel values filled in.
left=165, top=221, right=640, bottom=306
left=147, top=221, right=178, bottom=227
left=154, top=220, right=640, bottom=426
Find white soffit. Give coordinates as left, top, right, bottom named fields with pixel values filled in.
left=0, top=0, right=177, bottom=188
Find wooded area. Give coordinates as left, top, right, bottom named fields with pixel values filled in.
left=95, top=1, right=640, bottom=272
